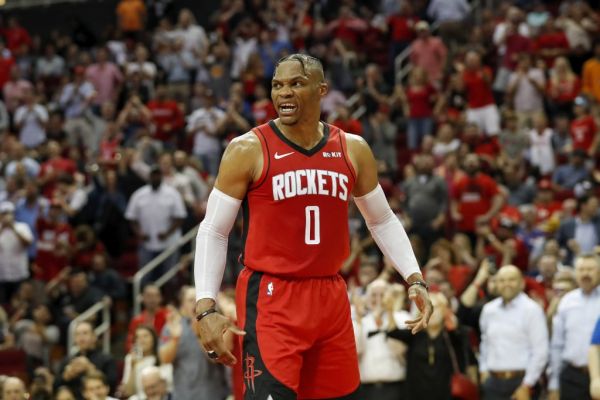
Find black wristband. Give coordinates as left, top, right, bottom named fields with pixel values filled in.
left=409, top=280, right=429, bottom=291
left=195, top=308, right=217, bottom=322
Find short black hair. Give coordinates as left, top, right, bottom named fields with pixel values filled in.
left=274, top=54, right=324, bottom=80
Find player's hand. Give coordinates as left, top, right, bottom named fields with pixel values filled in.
left=194, top=312, right=245, bottom=366
left=591, top=377, right=600, bottom=399
left=547, top=390, right=559, bottom=400
left=511, top=384, right=530, bottom=400
left=405, top=285, right=433, bottom=334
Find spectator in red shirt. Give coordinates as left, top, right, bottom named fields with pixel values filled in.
left=534, top=179, right=563, bottom=224
left=72, top=225, right=106, bottom=270
left=477, top=216, right=529, bottom=272
left=395, top=66, right=437, bottom=149
left=34, top=200, right=74, bottom=282
left=0, top=39, right=15, bottom=91
left=126, top=284, right=168, bottom=352
left=451, top=153, right=504, bottom=239
left=462, top=51, right=501, bottom=137
left=146, top=84, right=184, bottom=147
left=38, top=140, right=77, bottom=198
left=326, top=5, right=368, bottom=49
left=386, top=2, right=418, bottom=62
left=330, top=105, right=362, bottom=135
left=570, top=95, right=599, bottom=155
left=251, top=84, right=277, bottom=126
left=3, top=17, right=31, bottom=54
left=547, top=57, right=581, bottom=117
left=534, top=17, right=570, bottom=69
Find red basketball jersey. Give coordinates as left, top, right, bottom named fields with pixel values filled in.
left=241, top=121, right=356, bottom=278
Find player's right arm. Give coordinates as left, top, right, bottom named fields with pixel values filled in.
left=194, top=131, right=262, bottom=365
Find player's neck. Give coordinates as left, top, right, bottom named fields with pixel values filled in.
left=274, top=118, right=324, bottom=150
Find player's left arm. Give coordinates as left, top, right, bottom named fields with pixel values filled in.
left=346, top=133, right=433, bottom=333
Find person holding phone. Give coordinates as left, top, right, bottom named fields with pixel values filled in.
left=119, top=325, right=172, bottom=399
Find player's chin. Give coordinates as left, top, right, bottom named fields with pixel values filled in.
left=278, top=114, right=300, bottom=125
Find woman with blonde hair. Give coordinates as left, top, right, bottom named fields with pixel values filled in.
left=394, top=66, right=437, bottom=150
left=547, top=56, right=581, bottom=116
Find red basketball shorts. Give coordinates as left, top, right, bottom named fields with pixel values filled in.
left=235, top=268, right=360, bottom=399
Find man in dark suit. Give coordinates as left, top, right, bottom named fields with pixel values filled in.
left=556, top=195, right=600, bottom=264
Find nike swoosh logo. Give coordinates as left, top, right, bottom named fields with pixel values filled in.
left=274, top=151, right=294, bottom=160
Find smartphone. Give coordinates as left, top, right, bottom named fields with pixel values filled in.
left=486, top=255, right=497, bottom=275
left=133, top=344, right=143, bottom=359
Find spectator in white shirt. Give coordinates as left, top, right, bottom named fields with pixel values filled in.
left=479, top=265, right=549, bottom=400
left=125, top=166, right=186, bottom=283
left=159, top=152, right=195, bottom=208
left=356, top=280, right=410, bottom=399
left=186, top=90, right=226, bottom=177
left=549, top=254, right=600, bottom=400
left=527, top=113, right=556, bottom=176
left=0, top=201, right=34, bottom=304
left=174, top=9, right=208, bottom=59
left=507, top=54, right=546, bottom=129
left=14, top=86, right=48, bottom=149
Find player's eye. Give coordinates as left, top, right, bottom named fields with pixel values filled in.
left=293, top=81, right=303, bottom=87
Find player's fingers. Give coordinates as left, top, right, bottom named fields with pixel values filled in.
left=411, top=319, right=428, bottom=334
left=212, top=340, right=237, bottom=365
left=405, top=315, right=423, bottom=325
left=227, top=324, right=246, bottom=336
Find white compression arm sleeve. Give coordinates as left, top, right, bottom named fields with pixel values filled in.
left=194, top=188, right=242, bottom=301
left=354, top=185, right=421, bottom=280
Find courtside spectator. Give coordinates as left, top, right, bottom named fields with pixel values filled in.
left=479, top=265, right=548, bottom=399
left=549, top=254, right=600, bottom=399
left=55, top=321, right=117, bottom=399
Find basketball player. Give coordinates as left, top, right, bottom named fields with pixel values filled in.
left=194, top=54, right=433, bottom=399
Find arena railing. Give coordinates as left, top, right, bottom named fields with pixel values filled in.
left=0, top=0, right=85, bottom=9
left=67, top=296, right=111, bottom=356
left=132, top=226, right=199, bottom=315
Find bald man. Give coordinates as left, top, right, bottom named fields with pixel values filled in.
left=3, top=376, right=27, bottom=400
left=479, top=265, right=548, bottom=400
left=140, top=366, right=172, bottom=400
left=549, top=254, right=600, bottom=400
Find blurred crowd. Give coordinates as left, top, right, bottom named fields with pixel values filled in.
left=0, top=0, right=599, bottom=399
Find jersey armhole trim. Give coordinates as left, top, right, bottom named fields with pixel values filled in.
left=249, top=126, right=270, bottom=191
left=339, top=129, right=357, bottom=181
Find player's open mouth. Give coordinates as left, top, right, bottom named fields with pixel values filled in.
left=279, top=103, right=298, bottom=116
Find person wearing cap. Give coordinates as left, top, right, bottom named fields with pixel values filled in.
left=409, top=20, right=447, bottom=86
left=556, top=194, right=600, bottom=265
left=0, top=201, right=33, bottom=304
left=570, top=95, right=599, bottom=156
left=552, top=149, right=591, bottom=191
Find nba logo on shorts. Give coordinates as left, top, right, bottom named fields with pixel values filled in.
left=267, top=282, right=274, bottom=296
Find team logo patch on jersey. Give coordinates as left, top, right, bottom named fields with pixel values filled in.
left=322, top=151, right=342, bottom=158
left=244, top=353, right=263, bottom=393
left=267, top=282, right=274, bottom=296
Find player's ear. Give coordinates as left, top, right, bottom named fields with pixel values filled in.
left=318, top=81, right=329, bottom=97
